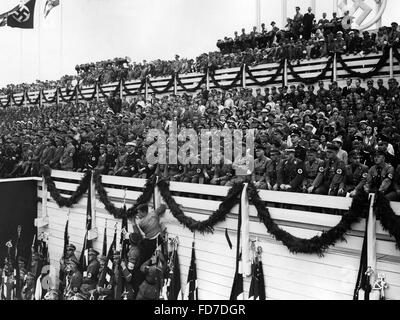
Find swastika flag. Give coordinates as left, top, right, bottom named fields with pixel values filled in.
left=7, top=0, right=36, bottom=29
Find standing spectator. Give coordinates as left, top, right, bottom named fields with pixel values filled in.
left=302, top=7, right=315, bottom=40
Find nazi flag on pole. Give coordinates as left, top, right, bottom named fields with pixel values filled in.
left=7, top=0, right=36, bottom=29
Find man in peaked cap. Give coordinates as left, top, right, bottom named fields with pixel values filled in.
left=290, top=129, right=307, bottom=161
left=345, top=150, right=369, bottom=197
left=302, top=148, right=324, bottom=193
left=308, top=143, right=346, bottom=196
left=265, top=148, right=281, bottom=191
left=364, top=150, right=395, bottom=200
left=59, top=243, right=78, bottom=294
left=332, top=136, right=348, bottom=165
left=276, top=148, right=305, bottom=192
left=252, top=145, right=269, bottom=189
left=80, top=248, right=100, bottom=298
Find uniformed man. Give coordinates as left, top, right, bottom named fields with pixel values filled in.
left=120, top=141, right=140, bottom=177
left=59, top=244, right=77, bottom=294
left=276, top=148, right=305, bottom=192
left=265, top=149, right=281, bottom=190
left=290, top=129, right=307, bottom=161
left=364, top=150, right=395, bottom=200
left=60, top=135, right=76, bottom=171
left=95, top=255, right=113, bottom=300
left=50, top=136, right=65, bottom=170
left=302, top=148, right=324, bottom=193
left=345, top=150, right=369, bottom=197
left=80, top=248, right=100, bottom=298
left=40, top=137, right=56, bottom=167
left=105, top=143, right=118, bottom=175
left=211, top=157, right=234, bottom=186
left=96, top=144, right=108, bottom=174
left=65, top=257, right=82, bottom=298
left=252, top=146, right=269, bottom=189
left=308, top=143, right=346, bottom=196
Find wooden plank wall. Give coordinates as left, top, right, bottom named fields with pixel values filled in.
left=36, top=171, right=400, bottom=300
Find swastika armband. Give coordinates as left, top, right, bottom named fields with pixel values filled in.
left=297, top=169, right=303, bottom=174
left=196, top=168, right=201, bottom=174
left=387, top=173, right=393, bottom=179
left=336, top=169, right=343, bottom=175
left=362, top=173, right=368, bottom=179
left=319, top=167, right=324, bottom=173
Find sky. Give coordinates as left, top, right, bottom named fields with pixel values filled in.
left=0, top=0, right=398, bottom=87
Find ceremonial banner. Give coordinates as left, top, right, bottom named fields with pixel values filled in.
left=7, top=0, right=36, bottom=29
left=180, top=241, right=198, bottom=300
left=44, top=0, right=59, bottom=18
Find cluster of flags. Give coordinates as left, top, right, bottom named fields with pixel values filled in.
left=0, top=0, right=59, bottom=29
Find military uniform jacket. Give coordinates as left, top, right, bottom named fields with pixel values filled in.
left=85, top=149, right=100, bottom=169
left=83, top=260, right=100, bottom=286
left=277, top=158, right=305, bottom=190
left=365, top=163, right=394, bottom=193
left=313, top=158, right=346, bottom=191
left=50, top=146, right=64, bottom=168
left=124, top=151, right=141, bottom=175
left=60, top=144, right=75, bottom=170
left=345, top=164, right=369, bottom=191
left=253, top=156, right=269, bottom=181
left=304, top=159, right=325, bottom=181
left=40, top=146, right=56, bottom=166
left=70, top=271, right=83, bottom=293
left=265, top=159, right=279, bottom=186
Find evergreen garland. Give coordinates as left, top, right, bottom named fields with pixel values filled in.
left=247, top=182, right=369, bottom=256
left=209, top=65, right=243, bottom=90
left=336, top=48, right=390, bottom=79
left=244, top=60, right=285, bottom=86
left=92, top=170, right=156, bottom=219
left=157, top=179, right=243, bottom=233
left=286, top=55, right=334, bottom=85
left=374, top=192, right=400, bottom=249
left=147, top=75, right=175, bottom=94
left=175, top=72, right=207, bottom=92
left=42, top=166, right=91, bottom=208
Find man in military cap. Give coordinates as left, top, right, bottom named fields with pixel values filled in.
left=96, top=144, right=108, bottom=174
left=65, top=257, right=82, bottom=298
left=276, top=148, right=305, bottom=192
left=376, top=79, right=388, bottom=99
left=80, top=248, right=100, bottom=298
left=302, top=148, right=324, bottom=193
left=345, top=150, right=369, bottom=197
left=60, top=135, right=76, bottom=171
left=252, top=145, right=269, bottom=189
left=59, top=244, right=78, bottom=295
left=95, top=255, right=113, bottom=300
left=290, top=129, right=307, bottom=161
left=364, top=150, right=395, bottom=200
left=105, top=143, right=118, bottom=175
left=332, top=137, right=348, bottom=165
left=40, top=137, right=56, bottom=167
left=308, top=143, right=346, bottom=196
left=119, top=141, right=140, bottom=177
left=50, top=136, right=65, bottom=170
left=364, top=80, right=378, bottom=101
left=265, top=149, right=281, bottom=190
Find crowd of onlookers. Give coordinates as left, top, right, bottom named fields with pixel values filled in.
left=1, top=76, right=400, bottom=200
left=2, top=7, right=400, bottom=95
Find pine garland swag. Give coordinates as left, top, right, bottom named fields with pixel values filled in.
left=42, top=166, right=91, bottom=208
left=157, top=179, right=243, bottom=233
left=92, top=170, right=156, bottom=219
left=374, top=192, right=400, bottom=249
left=247, top=182, right=369, bottom=256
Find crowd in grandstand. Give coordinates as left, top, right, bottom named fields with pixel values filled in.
left=1, top=7, right=400, bottom=94
left=1, top=75, right=400, bottom=200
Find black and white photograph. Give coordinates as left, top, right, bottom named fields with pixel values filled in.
left=0, top=0, right=400, bottom=306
